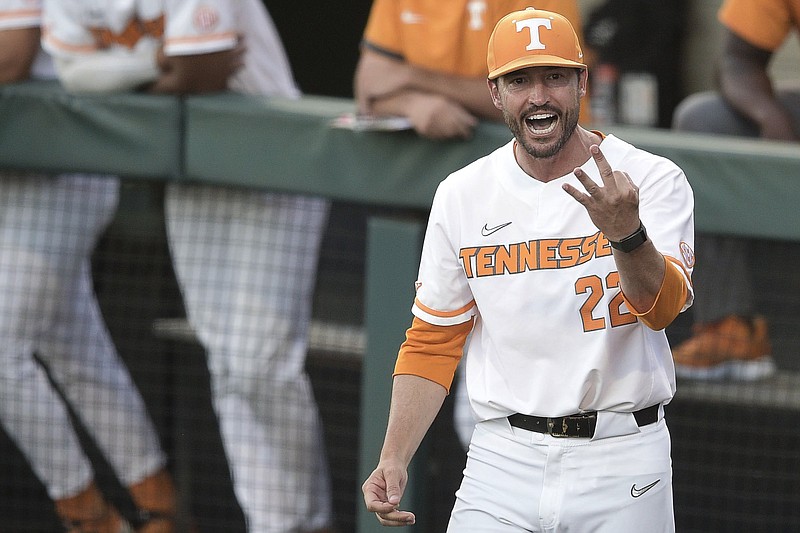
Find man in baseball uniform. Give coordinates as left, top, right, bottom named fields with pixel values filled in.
left=42, top=2, right=333, bottom=532
left=1, top=2, right=178, bottom=532
left=362, top=8, right=695, bottom=532
left=355, top=0, right=591, bottom=449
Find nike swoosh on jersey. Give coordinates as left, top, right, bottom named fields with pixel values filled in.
left=481, top=222, right=512, bottom=236
left=630, top=479, right=660, bottom=498
left=400, top=10, right=425, bottom=24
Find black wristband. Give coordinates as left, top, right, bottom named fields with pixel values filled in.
left=608, top=222, right=648, bottom=253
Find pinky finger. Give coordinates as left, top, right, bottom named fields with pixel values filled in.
left=621, top=171, right=635, bottom=187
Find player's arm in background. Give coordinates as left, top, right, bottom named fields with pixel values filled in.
left=0, top=25, right=40, bottom=83
left=354, top=46, right=492, bottom=140
left=354, top=45, right=501, bottom=121
left=46, top=41, right=243, bottom=95
left=51, top=54, right=159, bottom=93
left=717, top=30, right=798, bottom=142
left=40, top=0, right=242, bottom=95
left=41, top=2, right=162, bottom=93
left=146, top=41, right=244, bottom=95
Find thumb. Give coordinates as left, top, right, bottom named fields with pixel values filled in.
left=386, top=482, right=403, bottom=505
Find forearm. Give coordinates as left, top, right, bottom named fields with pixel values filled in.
left=409, top=67, right=501, bottom=121
left=367, top=67, right=500, bottom=122
left=147, top=49, right=239, bottom=95
left=0, top=28, right=40, bottom=83
left=368, top=89, right=420, bottom=118
left=379, top=374, right=446, bottom=468
left=718, top=58, right=783, bottom=127
left=613, top=240, right=665, bottom=314
left=716, top=33, right=797, bottom=140
left=354, top=48, right=499, bottom=121
left=53, top=52, right=158, bottom=93
left=354, top=48, right=405, bottom=115
left=147, top=69, right=226, bottom=94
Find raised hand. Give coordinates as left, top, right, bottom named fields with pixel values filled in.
left=562, top=144, right=641, bottom=241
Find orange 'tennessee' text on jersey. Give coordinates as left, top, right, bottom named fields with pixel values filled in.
left=459, top=230, right=612, bottom=278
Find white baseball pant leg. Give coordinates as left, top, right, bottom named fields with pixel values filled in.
left=0, top=174, right=167, bottom=499
left=165, top=183, right=332, bottom=533
left=448, top=416, right=674, bottom=533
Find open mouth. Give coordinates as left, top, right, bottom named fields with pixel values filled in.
left=525, top=112, right=558, bottom=135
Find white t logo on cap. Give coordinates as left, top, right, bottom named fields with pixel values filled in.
left=516, top=18, right=551, bottom=50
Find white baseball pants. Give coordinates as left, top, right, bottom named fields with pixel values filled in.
left=0, top=174, right=167, bottom=499
left=448, top=415, right=674, bottom=532
left=165, top=183, right=332, bottom=533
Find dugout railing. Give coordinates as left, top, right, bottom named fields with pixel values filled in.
left=2, top=80, right=800, bottom=532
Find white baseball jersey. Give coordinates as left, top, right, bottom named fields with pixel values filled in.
left=413, top=135, right=695, bottom=422
left=0, top=0, right=40, bottom=30
left=42, top=0, right=299, bottom=97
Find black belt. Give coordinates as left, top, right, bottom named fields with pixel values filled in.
left=507, top=404, right=660, bottom=438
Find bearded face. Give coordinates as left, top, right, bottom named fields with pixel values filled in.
left=493, top=67, right=584, bottom=160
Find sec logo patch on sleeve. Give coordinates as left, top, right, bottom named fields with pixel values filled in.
left=193, top=5, right=220, bottom=33
left=679, top=241, right=695, bottom=269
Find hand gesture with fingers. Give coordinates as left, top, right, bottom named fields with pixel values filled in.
left=563, top=144, right=641, bottom=242
left=362, top=461, right=416, bottom=527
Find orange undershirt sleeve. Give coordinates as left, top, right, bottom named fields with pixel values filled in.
left=393, top=316, right=475, bottom=393
left=624, top=256, right=690, bottom=331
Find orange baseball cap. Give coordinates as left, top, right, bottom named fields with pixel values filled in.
left=487, top=8, right=586, bottom=80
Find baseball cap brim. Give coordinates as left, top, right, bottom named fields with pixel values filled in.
left=488, top=55, right=587, bottom=80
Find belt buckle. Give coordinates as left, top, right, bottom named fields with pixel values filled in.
left=547, top=416, right=571, bottom=438
left=547, top=413, right=595, bottom=438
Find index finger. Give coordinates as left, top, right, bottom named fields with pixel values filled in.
left=376, top=508, right=417, bottom=526
left=589, top=144, right=614, bottom=185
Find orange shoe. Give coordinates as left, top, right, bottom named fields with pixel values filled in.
left=672, top=315, right=776, bottom=380
left=127, top=468, right=178, bottom=533
left=55, top=481, right=132, bottom=533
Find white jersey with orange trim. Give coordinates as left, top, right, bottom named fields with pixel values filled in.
left=0, top=0, right=41, bottom=29
left=413, top=135, right=695, bottom=422
left=42, top=0, right=298, bottom=97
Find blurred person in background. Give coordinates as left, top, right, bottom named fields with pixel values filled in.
left=42, top=1, right=334, bottom=532
left=354, top=0, right=589, bottom=141
left=0, top=1, right=179, bottom=532
left=670, top=0, right=800, bottom=381
left=354, top=0, right=588, bottom=450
